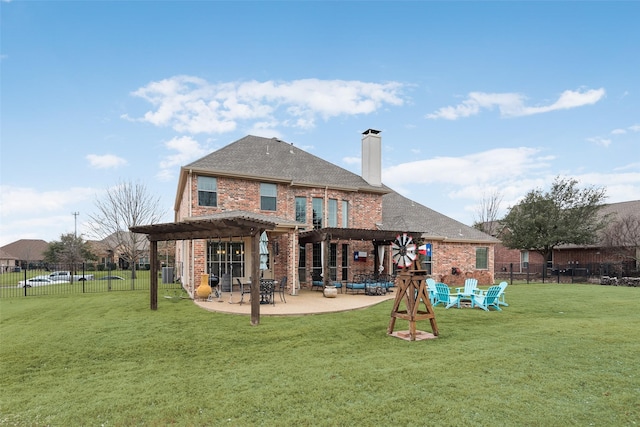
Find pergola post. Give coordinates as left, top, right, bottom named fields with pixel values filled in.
left=250, top=228, right=262, bottom=326
left=323, top=233, right=330, bottom=287
left=150, top=240, right=158, bottom=310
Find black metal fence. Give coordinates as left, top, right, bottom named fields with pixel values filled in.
left=0, top=263, right=182, bottom=299
left=495, top=261, right=638, bottom=284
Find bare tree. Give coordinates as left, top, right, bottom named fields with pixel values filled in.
left=472, top=190, right=504, bottom=236
left=601, top=213, right=640, bottom=266
left=88, top=180, right=164, bottom=279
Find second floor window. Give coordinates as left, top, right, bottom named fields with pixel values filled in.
left=341, top=200, right=349, bottom=228
left=328, top=199, right=338, bottom=227
left=312, top=197, right=323, bottom=229
left=198, top=176, right=217, bottom=207
left=260, top=183, right=277, bottom=211
left=295, top=197, right=306, bottom=223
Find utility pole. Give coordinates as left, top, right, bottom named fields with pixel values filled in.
left=72, top=212, right=79, bottom=237
left=71, top=212, right=80, bottom=278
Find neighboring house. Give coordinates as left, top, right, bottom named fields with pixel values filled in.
left=484, top=221, right=546, bottom=276
left=0, top=249, right=18, bottom=273
left=89, top=231, right=151, bottom=270
left=492, top=200, right=640, bottom=278
left=0, top=239, right=49, bottom=270
left=171, top=129, right=497, bottom=296
left=553, top=200, right=640, bottom=276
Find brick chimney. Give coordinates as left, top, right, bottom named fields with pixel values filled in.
left=361, top=128, right=382, bottom=187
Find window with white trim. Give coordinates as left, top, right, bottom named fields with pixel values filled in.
left=198, top=176, right=217, bottom=207
left=341, top=200, right=349, bottom=228
left=260, top=183, right=277, bottom=211
left=328, top=199, right=338, bottom=227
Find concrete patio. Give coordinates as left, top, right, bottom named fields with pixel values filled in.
left=193, top=288, right=396, bottom=316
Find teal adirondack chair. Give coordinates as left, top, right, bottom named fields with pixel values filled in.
left=434, top=282, right=460, bottom=309
left=497, top=281, right=509, bottom=306
left=472, top=285, right=502, bottom=311
left=455, top=278, right=478, bottom=297
left=426, top=278, right=437, bottom=304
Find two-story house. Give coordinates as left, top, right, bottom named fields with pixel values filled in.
left=161, top=129, right=497, bottom=298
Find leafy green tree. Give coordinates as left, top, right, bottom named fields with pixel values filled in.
left=501, top=177, right=609, bottom=270
left=44, top=233, right=97, bottom=268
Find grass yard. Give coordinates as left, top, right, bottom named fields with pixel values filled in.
left=1, top=284, right=639, bottom=426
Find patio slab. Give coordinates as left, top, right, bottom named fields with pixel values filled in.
left=193, top=288, right=395, bottom=316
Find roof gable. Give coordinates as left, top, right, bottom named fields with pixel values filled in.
left=185, top=135, right=388, bottom=193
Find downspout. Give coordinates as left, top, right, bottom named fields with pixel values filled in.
left=292, top=226, right=298, bottom=296
left=189, top=170, right=194, bottom=296
left=323, top=186, right=328, bottom=282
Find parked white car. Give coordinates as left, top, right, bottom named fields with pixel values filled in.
left=47, top=271, right=94, bottom=281
left=18, top=276, right=70, bottom=288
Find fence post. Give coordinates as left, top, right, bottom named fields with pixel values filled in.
left=526, top=262, right=530, bottom=284
left=23, top=269, right=27, bottom=297
left=82, top=262, right=86, bottom=293
left=509, top=263, right=513, bottom=285
left=556, top=266, right=560, bottom=284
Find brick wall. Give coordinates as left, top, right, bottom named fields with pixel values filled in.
left=176, top=173, right=496, bottom=290
left=431, top=241, right=495, bottom=286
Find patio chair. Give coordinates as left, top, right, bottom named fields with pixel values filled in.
left=497, top=281, right=509, bottom=306
left=311, top=273, right=324, bottom=291
left=331, top=281, right=343, bottom=293
left=434, top=282, right=460, bottom=309
left=238, top=278, right=252, bottom=305
left=474, top=282, right=509, bottom=307
left=346, top=275, right=367, bottom=294
left=455, top=278, right=478, bottom=297
left=471, top=285, right=502, bottom=311
left=276, top=276, right=287, bottom=303
left=260, top=279, right=276, bottom=306
left=426, top=278, right=437, bottom=304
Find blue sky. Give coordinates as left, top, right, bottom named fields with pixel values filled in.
left=1, top=1, right=639, bottom=246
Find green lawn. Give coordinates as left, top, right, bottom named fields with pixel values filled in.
left=1, top=284, right=638, bottom=426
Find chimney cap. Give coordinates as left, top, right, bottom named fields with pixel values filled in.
left=362, top=128, right=381, bottom=135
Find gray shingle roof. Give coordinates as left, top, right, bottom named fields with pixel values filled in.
left=557, top=199, right=640, bottom=249
left=185, top=135, right=388, bottom=193
left=381, top=191, right=498, bottom=243
left=0, top=239, right=49, bottom=261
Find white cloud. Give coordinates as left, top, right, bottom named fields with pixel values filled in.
left=427, top=88, right=605, bottom=120
left=587, top=137, right=612, bottom=147
left=0, top=185, right=99, bottom=246
left=0, top=185, right=96, bottom=217
left=611, top=128, right=626, bottom=135
left=572, top=171, right=640, bottom=203
left=342, top=156, right=360, bottom=165
left=126, top=76, right=405, bottom=134
left=86, top=154, right=128, bottom=169
left=157, top=136, right=211, bottom=181
left=382, top=147, right=551, bottom=188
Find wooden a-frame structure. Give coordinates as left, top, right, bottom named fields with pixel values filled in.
left=387, top=260, right=439, bottom=341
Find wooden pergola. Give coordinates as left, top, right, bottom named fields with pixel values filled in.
left=130, top=215, right=281, bottom=325
left=131, top=214, right=422, bottom=325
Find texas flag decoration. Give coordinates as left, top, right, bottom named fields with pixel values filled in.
left=418, top=243, right=431, bottom=256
